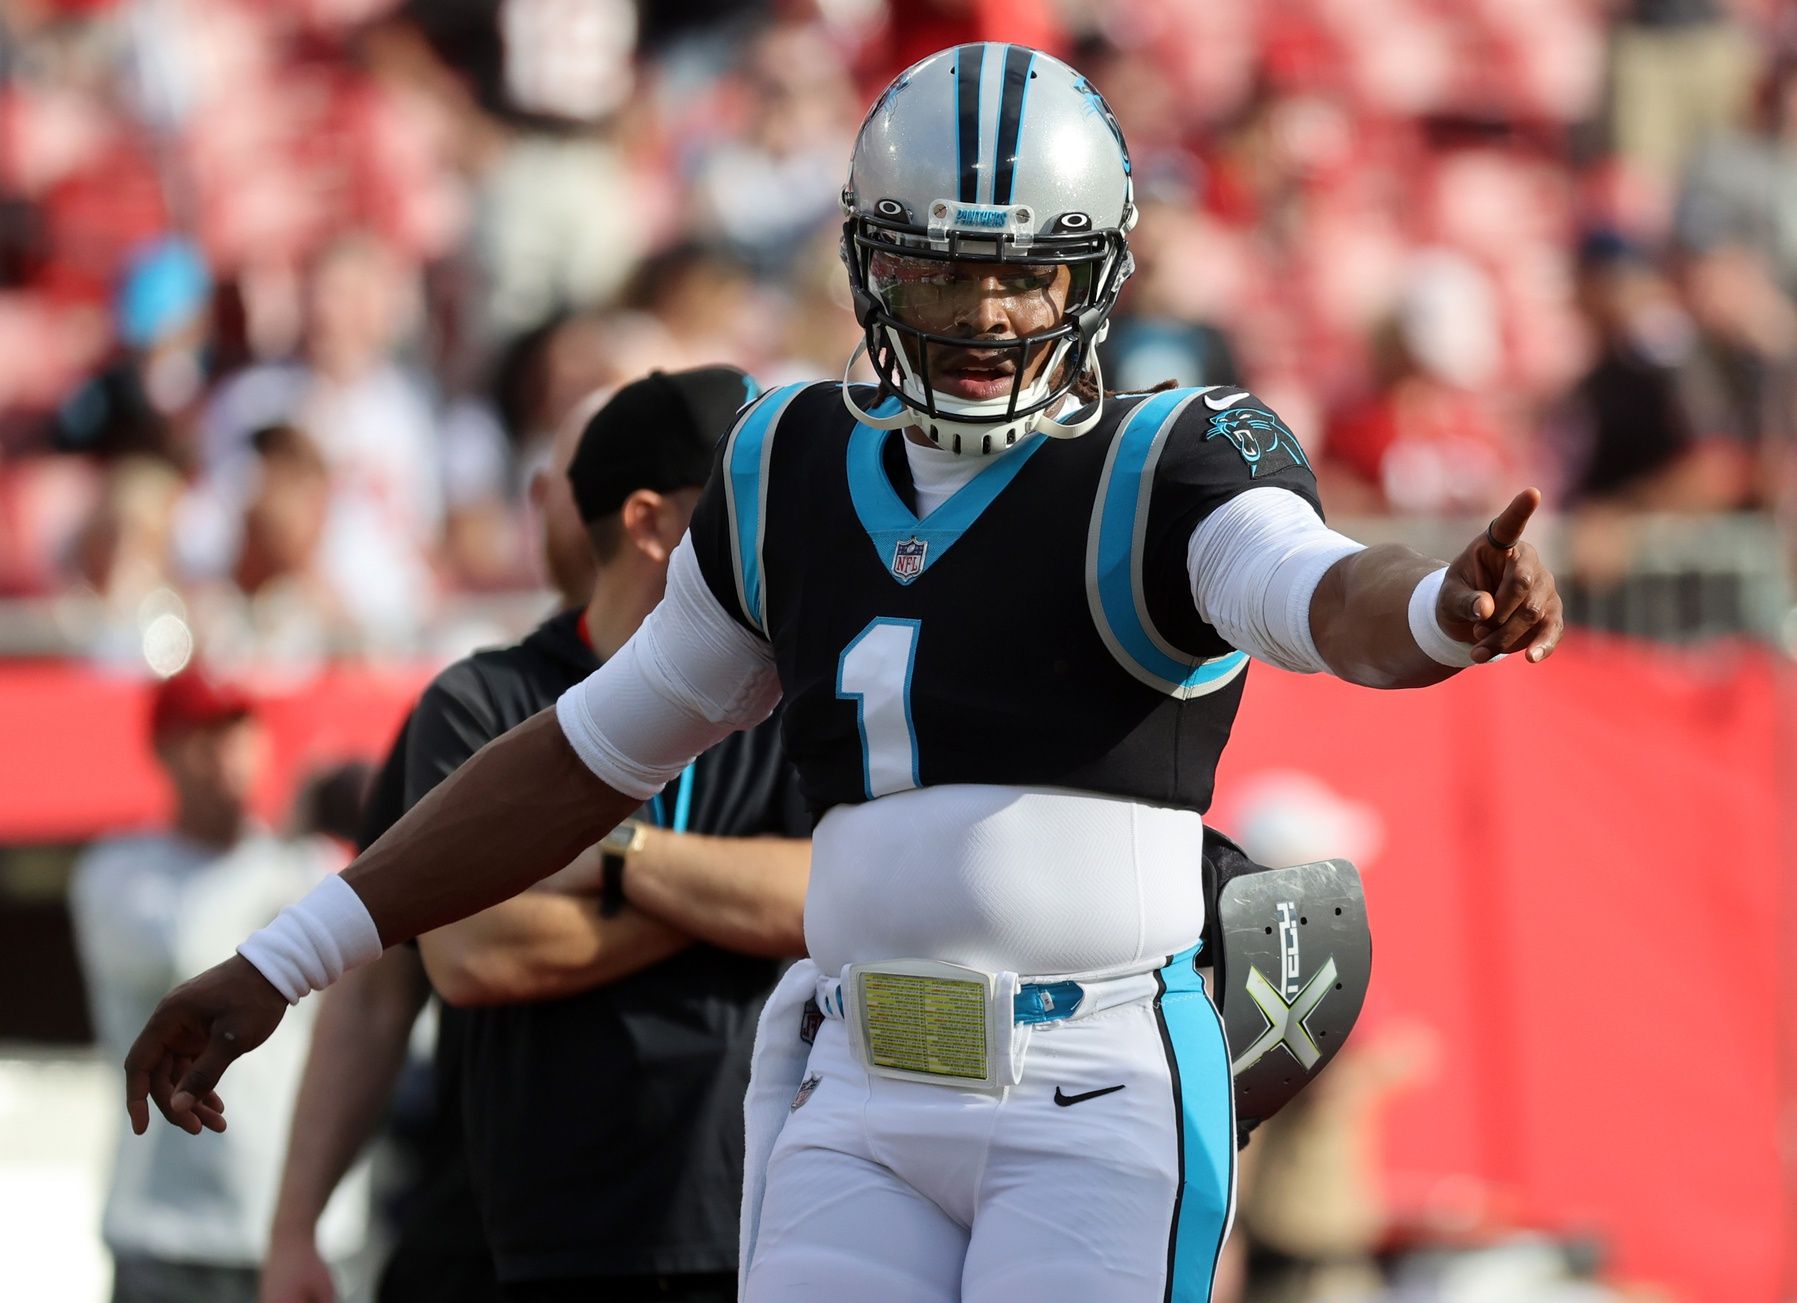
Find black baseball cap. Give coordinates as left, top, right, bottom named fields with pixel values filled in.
left=567, top=365, right=761, bottom=522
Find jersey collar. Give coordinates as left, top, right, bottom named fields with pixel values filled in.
left=846, top=398, right=1045, bottom=586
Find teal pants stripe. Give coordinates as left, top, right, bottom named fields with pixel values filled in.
left=1155, top=943, right=1236, bottom=1302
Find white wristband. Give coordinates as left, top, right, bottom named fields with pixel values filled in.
left=237, top=873, right=384, bottom=1004
left=1407, top=568, right=1482, bottom=668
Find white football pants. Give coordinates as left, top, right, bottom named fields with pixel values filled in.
left=742, top=944, right=1235, bottom=1302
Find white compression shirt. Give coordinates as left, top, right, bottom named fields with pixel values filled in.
left=904, top=432, right=993, bottom=516
left=556, top=474, right=1362, bottom=976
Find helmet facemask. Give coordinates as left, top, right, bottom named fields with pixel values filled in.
left=841, top=203, right=1133, bottom=453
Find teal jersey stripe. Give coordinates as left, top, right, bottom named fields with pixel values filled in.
left=846, top=405, right=1046, bottom=585
left=1157, top=944, right=1235, bottom=1303
left=724, top=382, right=808, bottom=632
left=1087, top=390, right=1249, bottom=698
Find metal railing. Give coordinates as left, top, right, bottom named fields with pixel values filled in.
left=0, top=513, right=1789, bottom=663
left=1336, top=511, right=1793, bottom=650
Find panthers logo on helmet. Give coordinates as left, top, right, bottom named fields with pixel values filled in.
left=1205, top=408, right=1310, bottom=478
left=856, top=66, right=912, bottom=140
left=1070, top=75, right=1131, bottom=174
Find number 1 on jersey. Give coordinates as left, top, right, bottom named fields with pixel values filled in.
left=836, top=618, right=922, bottom=799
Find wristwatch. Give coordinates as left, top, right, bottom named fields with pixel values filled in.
left=597, top=820, right=647, bottom=918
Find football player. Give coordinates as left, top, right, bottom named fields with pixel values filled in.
left=123, top=44, right=1562, bottom=1303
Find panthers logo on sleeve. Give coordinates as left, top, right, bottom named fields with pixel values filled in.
left=1204, top=406, right=1310, bottom=478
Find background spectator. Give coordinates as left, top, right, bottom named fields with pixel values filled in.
left=189, top=234, right=442, bottom=646
left=1675, top=53, right=1797, bottom=291
left=1100, top=167, right=1245, bottom=395
left=52, top=238, right=215, bottom=467
left=686, top=20, right=859, bottom=275
left=1606, top=0, right=1758, bottom=179
left=67, top=667, right=368, bottom=1303
left=1549, top=231, right=1738, bottom=510
left=1, top=0, right=1791, bottom=666
left=1320, top=252, right=1521, bottom=516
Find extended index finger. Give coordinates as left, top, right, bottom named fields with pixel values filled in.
left=1485, top=488, right=1542, bottom=551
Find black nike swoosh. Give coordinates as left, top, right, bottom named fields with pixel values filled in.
left=1053, top=1084, right=1126, bottom=1107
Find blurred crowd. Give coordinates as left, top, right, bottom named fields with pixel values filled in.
left=1, top=0, right=1795, bottom=663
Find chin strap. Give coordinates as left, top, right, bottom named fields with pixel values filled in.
left=838, top=339, right=1108, bottom=444
left=1035, top=347, right=1106, bottom=440
left=840, top=341, right=914, bottom=429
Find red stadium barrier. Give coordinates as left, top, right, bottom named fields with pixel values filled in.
left=1220, top=636, right=1789, bottom=1302
left=0, top=660, right=434, bottom=842
left=0, top=640, right=1787, bottom=1298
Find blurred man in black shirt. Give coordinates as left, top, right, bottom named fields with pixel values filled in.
left=262, top=367, right=807, bottom=1303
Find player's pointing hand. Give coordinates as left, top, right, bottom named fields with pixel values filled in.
left=1437, top=487, right=1564, bottom=665
left=124, top=954, right=288, bottom=1136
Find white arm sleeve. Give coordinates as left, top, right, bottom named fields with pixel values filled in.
left=1187, top=487, right=1365, bottom=675
left=554, top=538, right=782, bottom=799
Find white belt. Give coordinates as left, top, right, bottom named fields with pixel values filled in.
left=814, top=959, right=1162, bottom=1090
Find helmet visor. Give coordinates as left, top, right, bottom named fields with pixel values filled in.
left=866, top=253, right=1082, bottom=408
left=865, top=252, right=1089, bottom=333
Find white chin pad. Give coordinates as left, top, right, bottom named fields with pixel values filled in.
left=864, top=333, right=1097, bottom=453
left=840, top=331, right=1107, bottom=452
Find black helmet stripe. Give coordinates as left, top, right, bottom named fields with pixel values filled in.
left=991, top=45, right=1035, bottom=206
left=955, top=44, right=983, bottom=203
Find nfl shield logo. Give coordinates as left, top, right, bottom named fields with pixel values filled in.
left=791, top=1072, right=822, bottom=1111
left=891, top=537, right=927, bottom=582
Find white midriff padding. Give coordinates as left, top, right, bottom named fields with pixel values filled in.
left=1406, top=566, right=1482, bottom=667
left=1186, top=487, right=1366, bottom=675
left=555, top=539, right=782, bottom=799
left=236, top=872, right=384, bottom=1004
left=803, top=785, right=1209, bottom=977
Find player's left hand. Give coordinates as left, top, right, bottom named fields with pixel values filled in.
left=1436, top=488, right=1564, bottom=665
left=125, top=954, right=288, bottom=1135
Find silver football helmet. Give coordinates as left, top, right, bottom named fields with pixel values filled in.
left=840, top=43, right=1137, bottom=453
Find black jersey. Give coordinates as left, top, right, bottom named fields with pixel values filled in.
left=404, top=611, right=808, bottom=1282
left=687, top=382, right=1322, bottom=818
